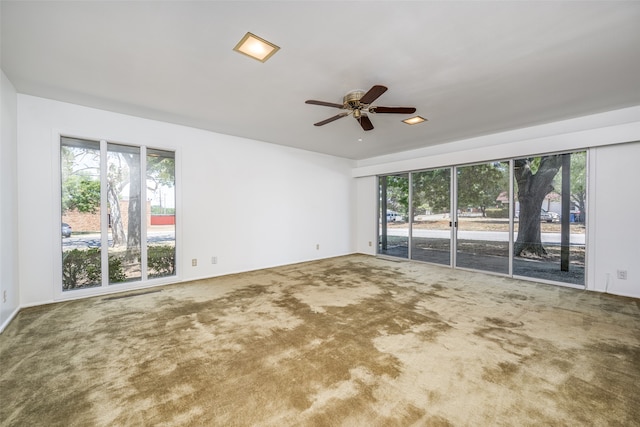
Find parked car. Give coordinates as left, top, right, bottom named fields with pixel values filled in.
left=540, top=209, right=560, bottom=223
left=62, top=222, right=72, bottom=238
left=386, top=211, right=403, bottom=222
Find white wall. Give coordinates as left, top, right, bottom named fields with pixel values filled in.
left=589, top=141, right=640, bottom=298
left=356, top=176, right=377, bottom=256
left=0, top=70, right=20, bottom=332
left=354, top=107, right=640, bottom=299
left=17, top=95, right=355, bottom=307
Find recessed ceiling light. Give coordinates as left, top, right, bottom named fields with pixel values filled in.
left=402, top=116, right=427, bottom=125
left=233, top=32, right=280, bottom=62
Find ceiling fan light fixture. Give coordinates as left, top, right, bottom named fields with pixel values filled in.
left=233, top=32, right=280, bottom=62
left=306, top=84, right=415, bottom=132
left=403, top=116, right=427, bottom=125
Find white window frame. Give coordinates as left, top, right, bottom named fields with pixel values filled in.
left=53, top=131, right=181, bottom=301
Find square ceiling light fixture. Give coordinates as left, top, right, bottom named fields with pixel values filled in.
left=402, top=116, right=427, bottom=125
left=233, top=32, right=280, bottom=62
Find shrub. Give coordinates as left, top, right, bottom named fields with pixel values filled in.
left=147, top=245, right=176, bottom=278
left=62, top=248, right=126, bottom=289
left=62, top=248, right=101, bottom=290
left=108, top=256, right=127, bottom=283
left=485, top=208, right=509, bottom=218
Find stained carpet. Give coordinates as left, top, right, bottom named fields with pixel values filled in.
left=1, top=254, right=639, bottom=426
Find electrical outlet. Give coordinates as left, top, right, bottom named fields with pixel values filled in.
left=316, top=244, right=320, bottom=250
left=368, top=241, right=372, bottom=247
left=2, top=290, right=6, bottom=303
left=212, top=256, right=217, bottom=264
left=617, top=270, right=628, bottom=280
left=192, top=258, right=197, bottom=267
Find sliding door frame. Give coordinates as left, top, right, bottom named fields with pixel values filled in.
left=407, top=172, right=413, bottom=260
left=377, top=153, right=584, bottom=288
left=450, top=166, right=457, bottom=269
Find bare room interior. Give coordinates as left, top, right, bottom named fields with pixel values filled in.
left=1, top=1, right=639, bottom=425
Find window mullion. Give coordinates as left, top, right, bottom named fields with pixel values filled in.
left=408, top=172, right=413, bottom=260
left=508, top=159, right=514, bottom=277
left=451, top=166, right=457, bottom=268
left=99, top=140, right=109, bottom=287
left=140, top=146, right=148, bottom=281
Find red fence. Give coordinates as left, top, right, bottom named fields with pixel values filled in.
left=150, top=215, right=175, bottom=225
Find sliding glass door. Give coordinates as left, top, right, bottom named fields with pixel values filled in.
left=411, top=169, right=452, bottom=265
left=512, top=152, right=586, bottom=285
left=377, top=150, right=586, bottom=287
left=455, top=161, right=511, bottom=274
left=378, top=174, right=409, bottom=258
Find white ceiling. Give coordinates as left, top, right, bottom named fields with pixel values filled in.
left=2, top=1, right=640, bottom=160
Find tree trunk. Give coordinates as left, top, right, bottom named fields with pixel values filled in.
left=514, top=155, right=563, bottom=257
left=573, top=193, right=586, bottom=223
left=125, top=154, right=141, bottom=250
left=107, top=183, right=126, bottom=246
left=515, top=196, right=546, bottom=257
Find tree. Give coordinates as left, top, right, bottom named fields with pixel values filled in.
left=62, top=175, right=101, bottom=214
left=457, top=163, right=508, bottom=217
left=571, top=151, right=587, bottom=221
left=107, top=149, right=174, bottom=254
left=384, top=175, right=409, bottom=218
left=384, top=165, right=508, bottom=221
left=552, top=151, right=586, bottom=222
left=61, top=145, right=101, bottom=215
left=146, top=153, right=176, bottom=215
left=124, top=152, right=142, bottom=251
left=412, top=169, right=450, bottom=215
left=106, top=153, right=128, bottom=247
left=570, top=152, right=587, bottom=221
left=514, top=155, right=563, bottom=257
left=147, top=154, right=176, bottom=191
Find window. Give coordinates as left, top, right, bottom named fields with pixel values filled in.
left=60, top=137, right=176, bottom=291
left=513, top=152, right=586, bottom=285
left=378, top=174, right=409, bottom=258
left=61, top=138, right=102, bottom=290
left=411, top=168, right=451, bottom=266
left=377, top=150, right=587, bottom=287
left=107, top=143, right=142, bottom=283
left=146, top=149, right=176, bottom=279
left=455, top=161, right=510, bottom=274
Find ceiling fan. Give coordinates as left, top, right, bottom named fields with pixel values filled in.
left=305, top=85, right=416, bottom=131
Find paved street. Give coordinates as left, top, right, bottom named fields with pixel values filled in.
left=62, top=231, right=175, bottom=250
left=384, top=227, right=585, bottom=245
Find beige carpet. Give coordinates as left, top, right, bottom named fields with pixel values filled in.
left=1, top=254, right=639, bottom=426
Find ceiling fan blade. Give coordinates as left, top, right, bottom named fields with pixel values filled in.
left=305, top=100, right=344, bottom=109
left=359, top=85, right=388, bottom=105
left=359, top=114, right=374, bottom=131
left=370, top=106, right=416, bottom=114
left=314, top=112, right=349, bottom=126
